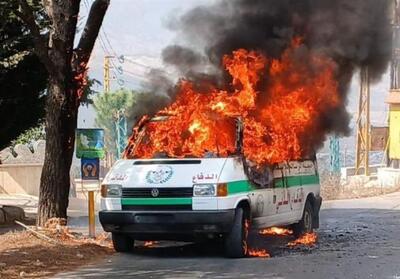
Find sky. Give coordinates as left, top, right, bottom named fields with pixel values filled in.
left=78, top=0, right=214, bottom=127
left=78, top=0, right=392, bottom=153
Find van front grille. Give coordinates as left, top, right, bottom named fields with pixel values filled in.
left=122, top=187, right=193, bottom=198
left=121, top=204, right=192, bottom=211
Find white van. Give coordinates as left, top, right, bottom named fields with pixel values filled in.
left=99, top=117, right=322, bottom=258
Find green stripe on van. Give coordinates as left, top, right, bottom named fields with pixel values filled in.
left=121, top=198, right=192, bottom=205
left=227, top=175, right=320, bottom=193
left=274, top=175, right=320, bottom=188
left=301, top=175, right=320, bottom=185
left=227, top=180, right=255, bottom=194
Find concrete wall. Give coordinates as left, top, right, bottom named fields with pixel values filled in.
left=378, top=168, right=400, bottom=187
left=341, top=164, right=385, bottom=181
left=0, top=140, right=115, bottom=198
left=0, top=163, right=42, bottom=196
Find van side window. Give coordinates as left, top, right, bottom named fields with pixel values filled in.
left=244, top=162, right=274, bottom=189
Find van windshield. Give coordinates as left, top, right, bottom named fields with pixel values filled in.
left=125, top=115, right=240, bottom=159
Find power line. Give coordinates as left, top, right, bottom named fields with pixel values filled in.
left=83, top=0, right=159, bottom=88
left=123, top=57, right=171, bottom=77
left=123, top=73, right=147, bottom=80
left=101, top=29, right=118, bottom=57
left=123, top=57, right=154, bottom=70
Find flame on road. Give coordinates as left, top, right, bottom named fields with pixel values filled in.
left=248, top=248, right=271, bottom=258
left=287, top=232, right=318, bottom=247
left=259, top=227, right=293, bottom=236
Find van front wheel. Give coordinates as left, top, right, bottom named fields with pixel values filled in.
left=224, top=208, right=248, bottom=258
left=112, top=233, right=134, bottom=253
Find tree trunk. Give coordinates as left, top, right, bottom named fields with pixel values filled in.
left=15, top=0, right=110, bottom=226
left=37, top=78, right=78, bottom=226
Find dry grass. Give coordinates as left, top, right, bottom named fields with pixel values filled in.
left=0, top=226, right=113, bottom=279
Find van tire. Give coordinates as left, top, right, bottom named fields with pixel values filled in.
left=224, top=207, right=248, bottom=258
left=292, top=200, right=314, bottom=237
left=112, top=233, right=134, bottom=253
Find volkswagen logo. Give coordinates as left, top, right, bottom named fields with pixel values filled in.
left=151, top=188, right=159, bottom=197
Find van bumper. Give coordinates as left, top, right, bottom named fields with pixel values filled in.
left=99, top=210, right=235, bottom=237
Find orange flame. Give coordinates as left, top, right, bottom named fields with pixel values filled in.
left=124, top=38, right=340, bottom=165
left=248, top=248, right=271, bottom=258
left=74, top=61, right=88, bottom=102
left=143, top=241, right=157, bottom=247
left=259, top=227, right=293, bottom=236
left=287, top=232, right=318, bottom=247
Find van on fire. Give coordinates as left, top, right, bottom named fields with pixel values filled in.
left=99, top=116, right=322, bottom=258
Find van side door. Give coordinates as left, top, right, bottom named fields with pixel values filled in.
left=273, top=163, right=291, bottom=216
left=286, top=161, right=304, bottom=214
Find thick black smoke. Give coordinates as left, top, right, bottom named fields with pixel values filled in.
left=129, top=0, right=392, bottom=143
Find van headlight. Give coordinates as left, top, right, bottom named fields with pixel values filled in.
left=193, top=184, right=216, bottom=197
left=101, top=184, right=122, bottom=198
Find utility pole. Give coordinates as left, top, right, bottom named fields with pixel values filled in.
left=103, top=55, right=128, bottom=158
left=355, top=67, right=371, bottom=176
left=329, top=135, right=341, bottom=174
left=115, top=110, right=128, bottom=159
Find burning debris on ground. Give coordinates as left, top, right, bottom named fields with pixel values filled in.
left=248, top=248, right=271, bottom=258
left=248, top=228, right=318, bottom=258
left=287, top=232, right=318, bottom=248
left=259, top=227, right=294, bottom=236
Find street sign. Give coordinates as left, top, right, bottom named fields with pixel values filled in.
left=76, top=129, right=105, bottom=159
left=80, top=157, right=100, bottom=238
left=81, top=158, right=100, bottom=180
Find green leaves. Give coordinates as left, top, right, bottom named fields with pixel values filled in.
left=10, top=123, right=45, bottom=146
left=0, top=0, right=48, bottom=149
left=93, top=89, right=136, bottom=156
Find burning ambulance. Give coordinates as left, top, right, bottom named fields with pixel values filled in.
left=98, top=43, right=333, bottom=257
left=99, top=114, right=322, bottom=258
left=96, top=0, right=390, bottom=257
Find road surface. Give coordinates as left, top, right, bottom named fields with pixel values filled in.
left=56, top=193, right=400, bottom=279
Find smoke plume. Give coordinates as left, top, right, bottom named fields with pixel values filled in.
left=129, top=0, right=392, bottom=152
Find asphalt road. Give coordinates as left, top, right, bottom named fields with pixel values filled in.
left=56, top=198, right=400, bottom=279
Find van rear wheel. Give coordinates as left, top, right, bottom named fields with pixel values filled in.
left=224, top=207, right=248, bottom=258
left=112, top=233, right=134, bottom=253
left=292, top=200, right=313, bottom=237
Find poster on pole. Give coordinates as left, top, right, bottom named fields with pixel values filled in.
left=81, top=158, right=100, bottom=180
left=370, top=126, right=389, bottom=152
left=76, top=129, right=105, bottom=159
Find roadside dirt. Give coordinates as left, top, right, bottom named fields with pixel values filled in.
left=0, top=229, right=113, bottom=278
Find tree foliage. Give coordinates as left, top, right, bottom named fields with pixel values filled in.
left=81, top=78, right=101, bottom=106
left=10, top=123, right=45, bottom=146
left=94, top=89, right=136, bottom=157
left=0, top=0, right=48, bottom=149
